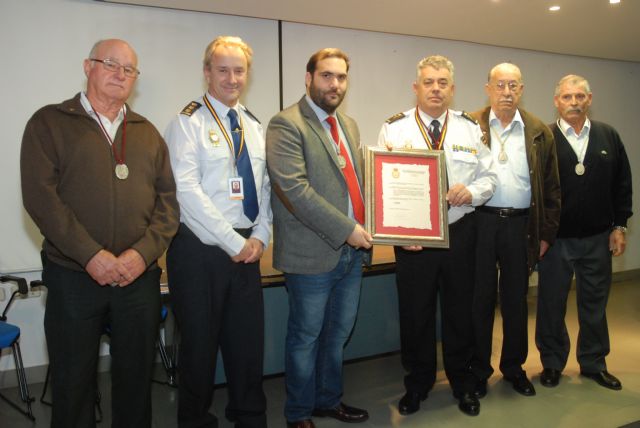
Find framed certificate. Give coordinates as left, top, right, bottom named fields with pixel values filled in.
left=364, top=146, right=449, bottom=248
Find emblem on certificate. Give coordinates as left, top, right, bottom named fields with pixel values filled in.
left=115, top=163, right=129, bottom=180
left=209, top=130, right=220, bottom=146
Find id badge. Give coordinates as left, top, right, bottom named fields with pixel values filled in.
left=229, top=177, right=244, bottom=200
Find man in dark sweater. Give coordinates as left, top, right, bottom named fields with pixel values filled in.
left=535, top=74, right=633, bottom=391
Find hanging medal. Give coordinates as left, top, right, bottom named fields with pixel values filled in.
left=490, top=125, right=514, bottom=164
left=93, top=105, right=129, bottom=180
left=557, top=120, right=588, bottom=176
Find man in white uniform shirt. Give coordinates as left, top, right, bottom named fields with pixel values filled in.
left=164, top=36, right=271, bottom=428
left=378, top=55, right=496, bottom=417
left=469, top=63, right=560, bottom=399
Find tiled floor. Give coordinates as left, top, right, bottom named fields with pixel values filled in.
left=2, top=279, right=639, bottom=427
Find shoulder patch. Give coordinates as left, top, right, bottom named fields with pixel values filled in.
left=241, top=106, right=261, bottom=124
left=385, top=112, right=406, bottom=124
left=180, top=101, right=202, bottom=117
left=461, top=111, right=478, bottom=125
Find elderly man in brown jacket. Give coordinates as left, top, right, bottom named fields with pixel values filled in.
left=21, top=39, right=179, bottom=428
left=469, top=63, right=561, bottom=399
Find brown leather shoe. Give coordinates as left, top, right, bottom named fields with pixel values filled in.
left=286, top=419, right=315, bottom=428
left=312, top=402, right=369, bottom=423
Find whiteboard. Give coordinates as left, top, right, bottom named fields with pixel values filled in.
left=0, top=0, right=279, bottom=272
left=1, top=1, right=638, bottom=273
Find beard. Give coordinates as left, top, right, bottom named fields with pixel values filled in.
left=308, top=80, right=345, bottom=114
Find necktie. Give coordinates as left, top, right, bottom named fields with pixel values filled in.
left=326, top=116, right=365, bottom=225
left=228, top=109, right=258, bottom=222
left=431, top=120, right=441, bottom=143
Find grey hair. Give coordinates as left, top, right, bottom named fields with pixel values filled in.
left=416, top=55, right=454, bottom=82
left=555, top=74, right=592, bottom=96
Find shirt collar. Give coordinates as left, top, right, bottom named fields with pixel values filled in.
left=80, top=91, right=126, bottom=121
left=489, top=108, right=524, bottom=131
left=558, top=117, right=591, bottom=137
left=205, top=92, right=240, bottom=118
left=305, top=94, right=335, bottom=124
left=417, top=108, right=447, bottom=126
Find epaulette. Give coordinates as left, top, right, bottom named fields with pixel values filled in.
left=461, top=111, right=478, bottom=125
left=180, top=101, right=202, bottom=117
left=385, top=112, right=406, bottom=124
left=241, top=106, right=261, bottom=124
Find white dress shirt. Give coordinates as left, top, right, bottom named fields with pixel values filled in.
left=557, top=117, right=591, bottom=162
left=164, top=93, right=272, bottom=257
left=485, top=109, right=531, bottom=209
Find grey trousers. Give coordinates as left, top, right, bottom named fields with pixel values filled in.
left=535, top=230, right=612, bottom=372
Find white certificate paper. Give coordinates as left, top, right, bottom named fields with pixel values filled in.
left=381, top=162, right=431, bottom=230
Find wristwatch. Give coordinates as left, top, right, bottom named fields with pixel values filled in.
left=613, top=225, right=627, bottom=234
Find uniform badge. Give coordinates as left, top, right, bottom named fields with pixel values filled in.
left=386, top=112, right=406, bottom=124
left=209, top=130, right=220, bottom=147
left=180, top=101, right=202, bottom=117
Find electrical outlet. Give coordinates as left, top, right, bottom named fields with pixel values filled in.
left=9, top=285, right=42, bottom=299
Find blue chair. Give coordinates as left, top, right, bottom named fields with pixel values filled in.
left=0, top=275, right=35, bottom=421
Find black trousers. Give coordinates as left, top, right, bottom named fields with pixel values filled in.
left=43, top=257, right=161, bottom=428
left=167, top=224, right=266, bottom=428
left=472, top=210, right=529, bottom=379
left=395, top=212, right=477, bottom=396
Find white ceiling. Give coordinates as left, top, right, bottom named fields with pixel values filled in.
left=107, top=0, right=640, bottom=62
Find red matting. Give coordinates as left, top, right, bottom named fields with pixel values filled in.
left=374, top=154, right=442, bottom=238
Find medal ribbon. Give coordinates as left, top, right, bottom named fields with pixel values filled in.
left=202, top=94, right=245, bottom=166
left=415, top=107, right=448, bottom=150
left=92, top=105, right=127, bottom=166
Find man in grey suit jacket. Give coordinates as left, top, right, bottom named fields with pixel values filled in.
left=266, top=48, right=372, bottom=428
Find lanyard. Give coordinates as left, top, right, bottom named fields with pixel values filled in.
left=414, top=107, right=448, bottom=150
left=93, top=105, right=127, bottom=166
left=202, top=94, right=245, bottom=165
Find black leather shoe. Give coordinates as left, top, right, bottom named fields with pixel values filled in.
left=312, top=402, right=369, bottom=423
left=398, top=391, right=427, bottom=415
left=474, top=379, right=488, bottom=399
left=505, top=373, right=536, bottom=396
left=454, top=392, right=480, bottom=416
left=540, top=368, right=561, bottom=387
left=286, top=419, right=315, bottom=428
left=580, top=370, right=622, bottom=390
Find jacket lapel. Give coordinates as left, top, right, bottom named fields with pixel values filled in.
left=298, top=97, right=343, bottom=170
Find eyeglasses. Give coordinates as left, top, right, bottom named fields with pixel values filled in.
left=492, top=80, right=521, bottom=92
left=90, top=58, right=140, bottom=78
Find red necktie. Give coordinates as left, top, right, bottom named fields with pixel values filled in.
left=326, top=116, right=365, bottom=224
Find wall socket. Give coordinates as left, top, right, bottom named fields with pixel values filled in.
left=8, top=285, right=42, bottom=299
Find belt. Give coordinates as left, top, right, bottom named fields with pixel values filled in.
left=477, top=206, right=529, bottom=218
left=234, top=228, right=254, bottom=239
